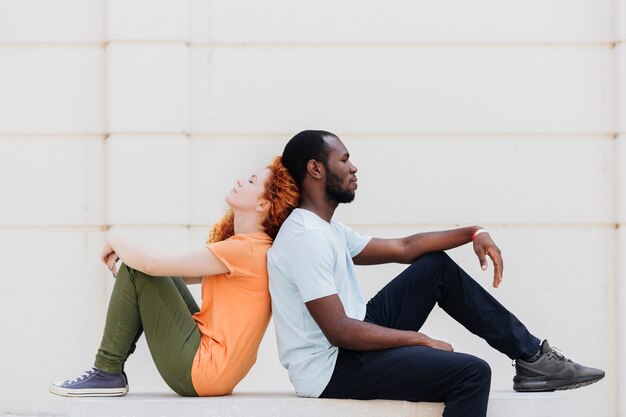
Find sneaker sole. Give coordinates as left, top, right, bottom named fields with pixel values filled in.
left=513, top=374, right=605, bottom=392
left=49, top=384, right=128, bottom=397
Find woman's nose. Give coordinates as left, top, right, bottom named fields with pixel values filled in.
left=236, top=179, right=242, bottom=187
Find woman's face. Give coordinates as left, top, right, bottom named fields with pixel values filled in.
left=225, top=167, right=272, bottom=211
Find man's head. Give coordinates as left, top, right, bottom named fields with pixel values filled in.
left=282, top=130, right=358, bottom=205
left=282, top=130, right=332, bottom=186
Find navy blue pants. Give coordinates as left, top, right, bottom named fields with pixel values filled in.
left=319, top=252, right=540, bottom=417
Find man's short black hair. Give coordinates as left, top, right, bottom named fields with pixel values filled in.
left=282, top=130, right=336, bottom=187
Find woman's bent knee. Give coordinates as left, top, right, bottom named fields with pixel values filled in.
left=115, top=263, right=133, bottom=280
left=117, top=263, right=154, bottom=281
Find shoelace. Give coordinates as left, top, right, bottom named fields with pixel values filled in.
left=68, top=367, right=97, bottom=384
left=546, top=346, right=571, bottom=362
left=511, top=346, right=571, bottom=366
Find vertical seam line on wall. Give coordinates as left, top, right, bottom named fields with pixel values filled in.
left=101, top=0, right=109, bottom=317
left=186, top=0, right=193, bottom=231
left=614, top=0, right=624, bottom=415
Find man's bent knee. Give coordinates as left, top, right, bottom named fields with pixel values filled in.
left=464, top=357, right=492, bottom=385
left=404, top=251, right=448, bottom=283
left=413, top=251, right=446, bottom=265
left=406, top=251, right=447, bottom=273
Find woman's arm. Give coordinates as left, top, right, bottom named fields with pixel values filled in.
left=101, top=235, right=230, bottom=278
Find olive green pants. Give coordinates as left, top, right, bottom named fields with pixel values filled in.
left=94, top=264, right=201, bottom=396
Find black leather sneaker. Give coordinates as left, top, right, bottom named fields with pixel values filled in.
left=513, top=340, right=605, bottom=392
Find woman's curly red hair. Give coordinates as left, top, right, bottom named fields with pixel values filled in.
left=207, top=156, right=300, bottom=243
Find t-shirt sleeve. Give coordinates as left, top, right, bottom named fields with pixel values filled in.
left=337, top=222, right=372, bottom=257
left=282, top=231, right=338, bottom=303
left=205, top=235, right=253, bottom=278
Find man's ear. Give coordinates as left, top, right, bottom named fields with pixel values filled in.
left=256, top=198, right=271, bottom=213
left=306, top=160, right=324, bottom=180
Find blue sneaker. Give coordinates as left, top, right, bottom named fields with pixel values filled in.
left=49, top=367, right=128, bottom=397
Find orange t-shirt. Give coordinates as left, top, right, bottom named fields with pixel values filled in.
left=190, top=232, right=272, bottom=396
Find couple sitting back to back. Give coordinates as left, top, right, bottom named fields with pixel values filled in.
left=51, top=131, right=604, bottom=417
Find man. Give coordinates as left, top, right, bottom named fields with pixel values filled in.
left=267, top=130, right=604, bottom=417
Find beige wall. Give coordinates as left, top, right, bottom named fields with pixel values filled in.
left=0, top=1, right=622, bottom=416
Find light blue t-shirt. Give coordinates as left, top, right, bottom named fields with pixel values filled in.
left=267, top=208, right=371, bottom=397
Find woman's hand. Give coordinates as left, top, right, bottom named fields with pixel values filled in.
left=101, top=241, right=120, bottom=276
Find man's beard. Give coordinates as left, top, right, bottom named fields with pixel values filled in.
left=325, top=171, right=355, bottom=204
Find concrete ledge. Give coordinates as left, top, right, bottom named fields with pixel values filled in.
left=71, top=391, right=567, bottom=417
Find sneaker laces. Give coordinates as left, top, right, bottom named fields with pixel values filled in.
left=511, top=346, right=571, bottom=366
left=68, top=367, right=97, bottom=384
left=547, top=346, right=571, bottom=362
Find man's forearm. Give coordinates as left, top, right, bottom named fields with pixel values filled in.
left=400, top=226, right=483, bottom=263
left=328, top=316, right=438, bottom=351
left=307, top=293, right=453, bottom=351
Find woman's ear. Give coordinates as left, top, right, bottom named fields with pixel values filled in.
left=256, top=198, right=271, bottom=213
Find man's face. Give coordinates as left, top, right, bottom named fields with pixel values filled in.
left=322, top=135, right=358, bottom=204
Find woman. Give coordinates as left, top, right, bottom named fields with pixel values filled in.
left=49, top=156, right=299, bottom=397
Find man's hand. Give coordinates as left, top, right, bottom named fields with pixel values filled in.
left=473, top=233, right=503, bottom=288
left=421, top=334, right=454, bottom=352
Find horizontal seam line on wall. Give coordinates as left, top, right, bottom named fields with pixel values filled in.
left=185, top=133, right=620, bottom=139
left=0, top=224, right=619, bottom=230
left=189, top=42, right=617, bottom=49
left=0, top=42, right=617, bottom=49
left=0, top=133, right=618, bottom=139
left=0, top=134, right=106, bottom=139
left=0, top=43, right=104, bottom=48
